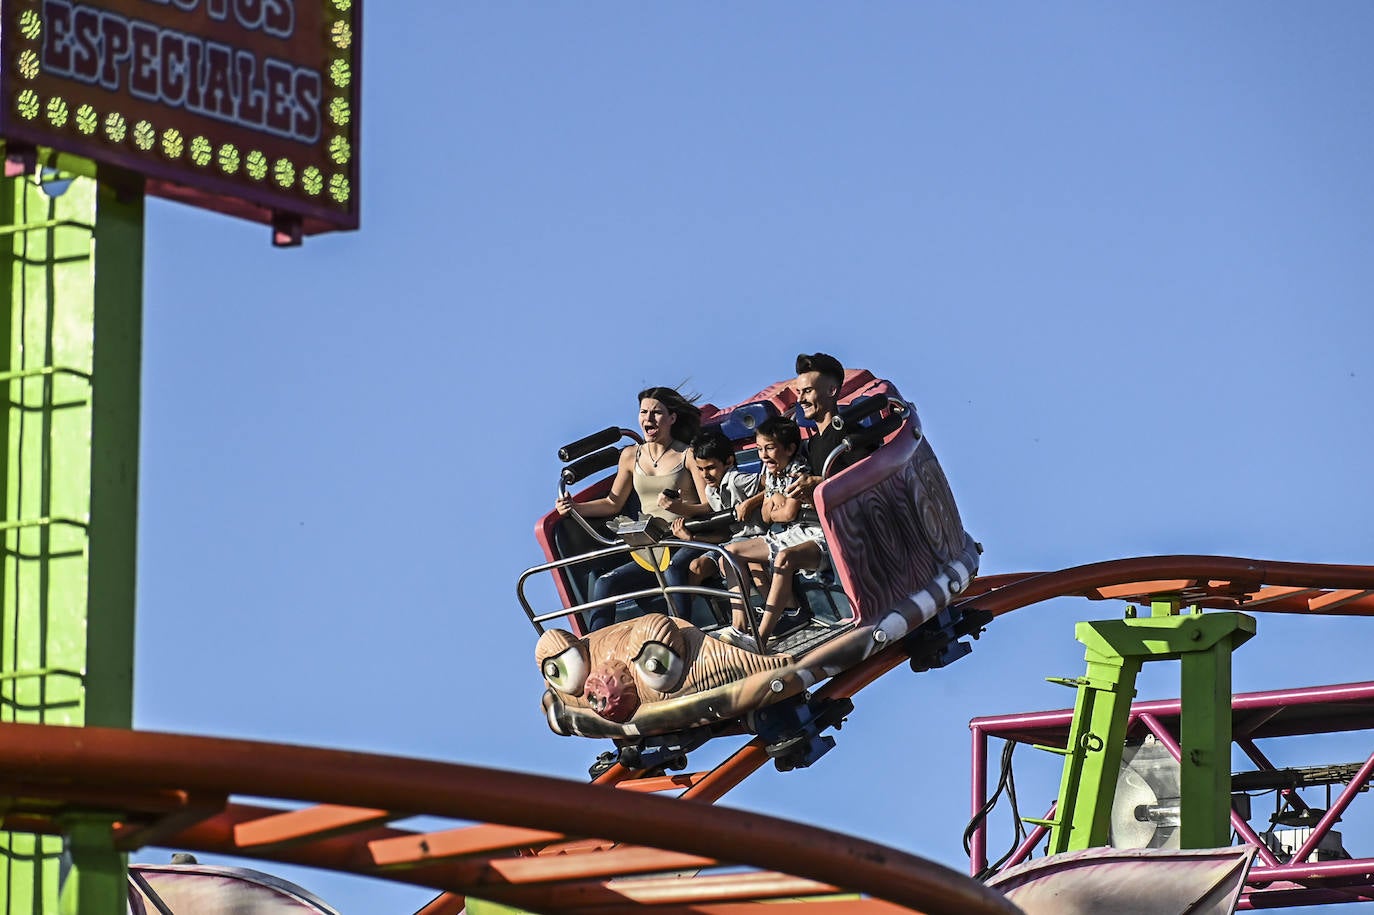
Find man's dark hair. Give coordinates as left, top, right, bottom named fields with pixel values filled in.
left=756, top=415, right=801, bottom=451
left=691, top=427, right=736, bottom=465
left=795, top=352, right=844, bottom=387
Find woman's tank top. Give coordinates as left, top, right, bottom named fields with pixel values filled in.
left=633, top=444, right=693, bottom=521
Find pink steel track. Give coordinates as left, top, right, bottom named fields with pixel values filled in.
left=3, top=554, right=1372, bottom=912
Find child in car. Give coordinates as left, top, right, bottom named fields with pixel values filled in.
left=716, top=415, right=822, bottom=652
left=670, top=427, right=763, bottom=587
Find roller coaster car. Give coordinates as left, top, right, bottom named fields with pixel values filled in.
left=518, top=371, right=983, bottom=771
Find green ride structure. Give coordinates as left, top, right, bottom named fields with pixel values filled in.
left=1047, top=603, right=1256, bottom=854
left=0, top=154, right=144, bottom=915
left=0, top=0, right=361, bottom=910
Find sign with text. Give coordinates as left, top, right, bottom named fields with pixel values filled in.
left=0, top=0, right=360, bottom=237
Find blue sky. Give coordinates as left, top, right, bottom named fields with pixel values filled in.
left=129, top=3, right=1374, bottom=912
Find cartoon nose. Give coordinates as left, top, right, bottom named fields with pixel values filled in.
left=584, top=664, right=639, bottom=723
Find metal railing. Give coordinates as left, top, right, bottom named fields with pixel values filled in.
left=517, top=538, right=761, bottom=638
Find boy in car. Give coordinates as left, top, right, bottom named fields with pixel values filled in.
left=670, top=427, right=762, bottom=587
left=716, top=415, right=821, bottom=653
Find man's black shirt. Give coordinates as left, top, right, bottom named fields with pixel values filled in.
left=805, top=421, right=876, bottom=478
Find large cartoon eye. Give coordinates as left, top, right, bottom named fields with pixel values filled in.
left=541, top=645, right=588, bottom=696
left=633, top=641, right=685, bottom=694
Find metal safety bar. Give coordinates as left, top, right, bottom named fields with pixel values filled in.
left=517, top=539, right=762, bottom=638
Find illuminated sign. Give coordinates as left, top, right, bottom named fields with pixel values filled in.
left=0, top=0, right=360, bottom=240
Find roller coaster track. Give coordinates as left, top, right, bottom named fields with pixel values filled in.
left=0, top=722, right=1014, bottom=915
left=4, top=555, right=1372, bottom=914
left=956, top=555, right=1374, bottom=618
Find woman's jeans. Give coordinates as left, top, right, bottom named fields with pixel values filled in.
left=586, top=547, right=699, bottom=631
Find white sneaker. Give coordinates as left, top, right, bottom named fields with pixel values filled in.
left=716, top=627, right=760, bottom=653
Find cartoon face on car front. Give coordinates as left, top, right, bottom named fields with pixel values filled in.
left=536, top=614, right=793, bottom=730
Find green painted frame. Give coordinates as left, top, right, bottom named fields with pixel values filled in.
left=1044, top=603, right=1256, bottom=855
left=0, top=169, right=142, bottom=914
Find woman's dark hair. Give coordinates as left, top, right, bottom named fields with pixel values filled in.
left=755, top=415, right=801, bottom=452
left=690, top=426, right=736, bottom=465
left=638, top=386, right=702, bottom=444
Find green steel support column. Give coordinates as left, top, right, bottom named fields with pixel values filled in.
left=1045, top=608, right=1255, bottom=855
left=1045, top=635, right=1142, bottom=853
left=84, top=177, right=143, bottom=733
left=56, top=816, right=124, bottom=915
left=0, top=170, right=143, bottom=915
left=1178, top=633, right=1235, bottom=849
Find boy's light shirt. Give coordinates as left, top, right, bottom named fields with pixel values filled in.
left=706, top=468, right=763, bottom=536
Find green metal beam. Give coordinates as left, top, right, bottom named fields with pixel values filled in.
left=1046, top=606, right=1255, bottom=854
left=57, top=817, right=124, bottom=915
left=84, top=176, right=143, bottom=734
left=1178, top=632, right=1236, bottom=848
left=0, top=169, right=143, bottom=915
left=1044, top=633, right=1142, bottom=853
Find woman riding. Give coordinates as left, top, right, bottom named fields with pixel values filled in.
left=555, top=386, right=704, bottom=630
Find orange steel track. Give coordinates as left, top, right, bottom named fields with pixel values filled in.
left=0, top=722, right=1015, bottom=915
left=955, top=555, right=1374, bottom=618
left=4, top=555, right=1372, bottom=914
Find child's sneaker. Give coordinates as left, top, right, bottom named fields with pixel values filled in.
left=773, top=606, right=812, bottom=636
left=716, top=626, right=760, bottom=653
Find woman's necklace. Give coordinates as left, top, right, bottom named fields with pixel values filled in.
left=645, top=442, right=671, bottom=469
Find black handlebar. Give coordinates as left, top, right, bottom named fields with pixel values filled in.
left=558, top=426, right=623, bottom=463
left=560, top=445, right=621, bottom=486
left=682, top=510, right=736, bottom=535
left=832, top=393, right=890, bottom=432
left=847, top=410, right=905, bottom=449
left=820, top=401, right=912, bottom=479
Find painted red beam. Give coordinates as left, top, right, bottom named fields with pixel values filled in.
left=411, top=740, right=776, bottom=913
left=0, top=722, right=1018, bottom=915
left=369, top=823, right=567, bottom=867
left=166, top=807, right=531, bottom=896
left=1246, top=856, right=1374, bottom=883
left=971, top=679, right=1374, bottom=745
left=1240, top=888, right=1374, bottom=910
left=234, top=804, right=393, bottom=849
